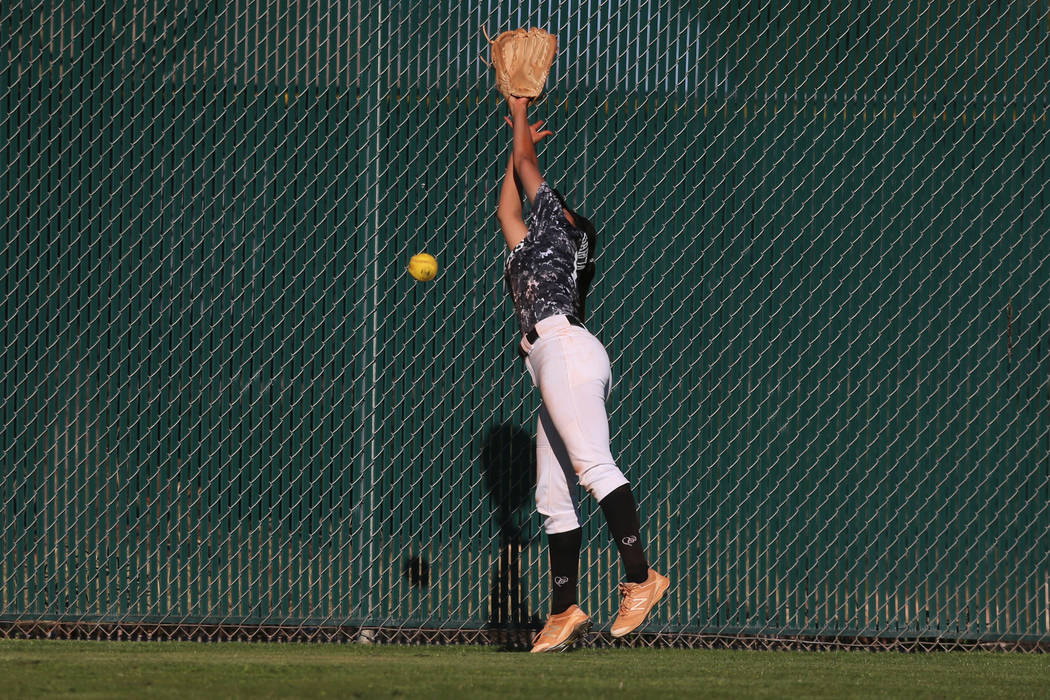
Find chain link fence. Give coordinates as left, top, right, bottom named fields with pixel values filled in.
left=2, top=0, right=1048, bottom=650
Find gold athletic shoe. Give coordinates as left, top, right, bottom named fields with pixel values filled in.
left=610, top=568, right=670, bottom=637
left=530, top=605, right=592, bottom=653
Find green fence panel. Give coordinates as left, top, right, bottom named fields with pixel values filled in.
left=2, top=0, right=1048, bottom=646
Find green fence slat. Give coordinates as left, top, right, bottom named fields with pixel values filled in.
left=1, top=0, right=1047, bottom=645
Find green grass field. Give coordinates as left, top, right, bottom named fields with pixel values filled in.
left=2, top=639, right=1048, bottom=699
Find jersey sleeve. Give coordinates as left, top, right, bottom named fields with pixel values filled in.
left=530, top=181, right=559, bottom=221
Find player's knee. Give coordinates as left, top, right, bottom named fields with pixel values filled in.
left=541, top=509, right=582, bottom=534
left=577, top=463, right=629, bottom=503
left=535, top=483, right=581, bottom=533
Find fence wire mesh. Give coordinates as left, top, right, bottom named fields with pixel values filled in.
left=2, top=0, right=1049, bottom=650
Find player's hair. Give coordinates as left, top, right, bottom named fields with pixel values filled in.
left=551, top=188, right=596, bottom=240
left=551, top=187, right=598, bottom=320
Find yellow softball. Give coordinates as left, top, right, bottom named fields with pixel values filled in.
left=408, top=253, right=438, bottom=282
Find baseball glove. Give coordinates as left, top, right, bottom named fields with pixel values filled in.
left=485, top=27, right=558, bottom=102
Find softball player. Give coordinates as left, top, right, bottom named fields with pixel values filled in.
left=497, top=96, right=670, bottom=653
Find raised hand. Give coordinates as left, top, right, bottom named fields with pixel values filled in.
left=505, top=115, right=553, bottom=144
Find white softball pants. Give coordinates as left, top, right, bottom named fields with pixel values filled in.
left=522, top=315, right=630, bottom=534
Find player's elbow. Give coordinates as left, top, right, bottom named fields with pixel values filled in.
left=513, top=156, right=542, bottom=188
left=512, top=148, right=539, bottom=173
left=496, top=206, right=521, bottom=227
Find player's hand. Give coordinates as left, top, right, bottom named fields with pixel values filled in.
left=505, top=116, right=552, bottom=144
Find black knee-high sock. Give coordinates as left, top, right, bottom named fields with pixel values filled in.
left=547, top=528, right=582, bottom=614
left=599, top=484, right=649, bottom=583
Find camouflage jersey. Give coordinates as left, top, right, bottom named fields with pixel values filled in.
left=504, top=181, right=590, bottom=336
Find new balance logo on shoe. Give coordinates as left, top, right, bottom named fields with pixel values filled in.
left=621, top=535, right=638, bottom=546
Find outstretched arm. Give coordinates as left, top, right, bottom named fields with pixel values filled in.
left=509, top=97, right=544, bottom=203
left=506, top=103, right=577, bottom=226
left=497, top=114, right=554, bottom=249
left=496, top=153, right=527, bottom=249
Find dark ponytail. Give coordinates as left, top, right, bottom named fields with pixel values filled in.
left=550, top=187, right=598, bottom=319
